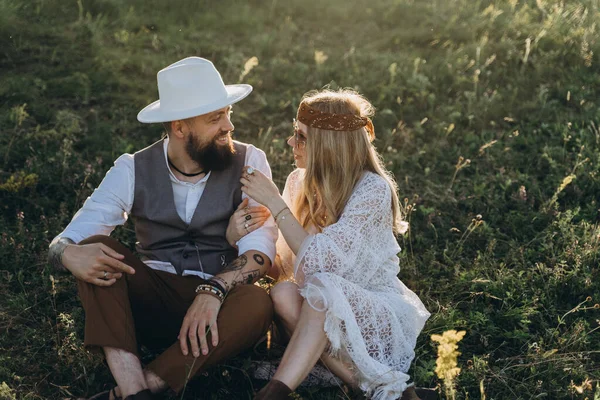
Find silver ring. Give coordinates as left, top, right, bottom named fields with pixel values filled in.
left=247, top=167, right=255, bottom=175
left=103, top=271, right=108, bottom=279
left=244, top=222, right=249, bottom=229
left=244, top=226, right=249, bottom=233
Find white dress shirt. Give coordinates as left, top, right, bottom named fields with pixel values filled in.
left=55, top=138, right=277, bottom=278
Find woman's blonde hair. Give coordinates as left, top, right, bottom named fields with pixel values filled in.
left=293, top=88, right=404, bottom=234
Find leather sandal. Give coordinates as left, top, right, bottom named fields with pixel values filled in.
left=399, top=386, right=421, bottom=400
left=254, top=379, right=293, bottom=399
left=415, top=387, right=438, bottom=400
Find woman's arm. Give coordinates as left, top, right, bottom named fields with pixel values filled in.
left=240, top=168, right=309, bottom=255
left=264, top=196, right=308, bottom=255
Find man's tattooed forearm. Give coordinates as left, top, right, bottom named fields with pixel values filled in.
left=216, top=253, right=267, bottom=290
left=228, top=269, right=261, bottom=289
left=242, top=269, right=261, bottom=284
left=253, top=254, right=265, bottom=266
left=222, top=255, right=247, bottom=273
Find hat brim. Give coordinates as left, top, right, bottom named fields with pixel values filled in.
left=137, top=84, right=253, bottom=123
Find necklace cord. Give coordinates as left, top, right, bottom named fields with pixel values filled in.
left=167, top=156, right=206, bottom=177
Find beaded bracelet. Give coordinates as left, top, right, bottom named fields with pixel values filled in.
left=197, top=283, right=225, bottom=297
left=196, top=290, right=224, bottom=303
left=195, top=283, right=224, bottom=296
left=208, top=279, right=227, bottom=295
left=204, top=281, right=227, bottom=296
left=195, top=287, right=224, bottom=302
left=195, top=284, right=225, bottom=302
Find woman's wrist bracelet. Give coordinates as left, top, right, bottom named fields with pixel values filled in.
left=273, top=206, right=290, bottom=222
left=275, top=208, right=292, bottom=225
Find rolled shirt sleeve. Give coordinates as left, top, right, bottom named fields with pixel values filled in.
left=237, top=145, right=278, bottom=263
left=53, top=154, right=134, bottom=244
left=53, top=143, right=278, bottom=264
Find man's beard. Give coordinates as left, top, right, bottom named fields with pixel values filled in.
left=185, top=131, right=235, bottom=171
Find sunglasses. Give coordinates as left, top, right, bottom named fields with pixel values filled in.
left=291, top=118, right=307, bottom=149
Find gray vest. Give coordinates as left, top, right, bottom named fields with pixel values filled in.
left=130, top=139, right=247, bottom=276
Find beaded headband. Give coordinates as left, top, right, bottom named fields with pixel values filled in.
left=297, top=102, right=375, bottom=141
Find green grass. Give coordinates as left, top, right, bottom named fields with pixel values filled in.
left=1, top=0, right=599, bottom=398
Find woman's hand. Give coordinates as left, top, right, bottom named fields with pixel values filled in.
left=240, top=166, right=284, bottom=212
left=226, top=198, right=270, bottom=247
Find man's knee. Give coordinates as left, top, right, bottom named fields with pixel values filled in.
left=226, top=284, right=274, bottom=333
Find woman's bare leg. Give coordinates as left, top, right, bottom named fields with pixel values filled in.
left=270, top=282, right=356, bottom=388
left=272, top=299, right=328, bottom=389
left=271, top=281, right=303, bottom=340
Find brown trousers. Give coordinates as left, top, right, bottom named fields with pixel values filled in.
left=77, top=235, right=273, bottom=393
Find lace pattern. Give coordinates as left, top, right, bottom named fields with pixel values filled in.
left=278, top=169, right=431, bottom=399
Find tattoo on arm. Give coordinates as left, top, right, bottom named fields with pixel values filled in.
left=242, top=269, right=261, bottom=284
left=222, top=254, right=247, bottom=273
left=213, top=253, right=268, bottom=291
left=253, top=254, right=265, bottom=265
left=48, top=237, right=75, bottom=271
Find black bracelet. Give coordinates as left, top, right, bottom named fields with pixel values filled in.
left=208, top=279, right=227, bottom=294
left=204, top=281, right=226, bottom=297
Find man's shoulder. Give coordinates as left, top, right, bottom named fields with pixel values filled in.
left=133, top=138, right=165, bottom=157
left=234, top=140, right=268, bottom=161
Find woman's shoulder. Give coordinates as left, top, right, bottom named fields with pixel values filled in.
left=345, top=171, right=392, bottom=210
left=283, top=168, right=305, bottom=203
left=356, top=171, right=391, bottom=194
left=287, top=167, right=304, bottom=180
left=285, top=168, right=305, bottom=188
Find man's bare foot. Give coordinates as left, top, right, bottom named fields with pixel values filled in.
left=144, top=369, right=168, bottom=393
left=110, top=369, right=166, bottom=398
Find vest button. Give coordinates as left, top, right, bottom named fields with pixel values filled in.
left=183, top=253, right=189, bottom=259
left=188, top=240, right=195, bottom=246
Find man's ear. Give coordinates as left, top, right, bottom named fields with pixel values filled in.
left=171, top=120, right=185, bottom=138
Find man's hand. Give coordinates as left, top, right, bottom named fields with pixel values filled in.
left=226, top=198, right=270, bottom=247
left=179, top=294, right=222, bottom=357
left=62, top=243, right=135, bottom=286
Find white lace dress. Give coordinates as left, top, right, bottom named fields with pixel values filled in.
left=277, top=169, right=430, bottom=400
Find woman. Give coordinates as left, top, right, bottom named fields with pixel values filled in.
left=236, top=89, right=430, bottom=399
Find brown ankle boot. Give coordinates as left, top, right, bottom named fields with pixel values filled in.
left=399, top=386, right=421, bottom=400
left=254, top=379, right=293, bottom=400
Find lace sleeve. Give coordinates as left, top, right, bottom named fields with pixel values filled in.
left=295, top=173, right=395, bottom=284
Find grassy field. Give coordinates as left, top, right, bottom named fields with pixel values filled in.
left=1, top=0, right=599, bottom=398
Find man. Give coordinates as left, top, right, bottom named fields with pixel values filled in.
left=48, top=57, right=277, bottom=400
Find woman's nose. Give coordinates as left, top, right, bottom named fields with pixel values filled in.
left=287, top=136, right=295, bottom=147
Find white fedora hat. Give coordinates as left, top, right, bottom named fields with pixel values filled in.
left=137, top=57, right=253, bottom=123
